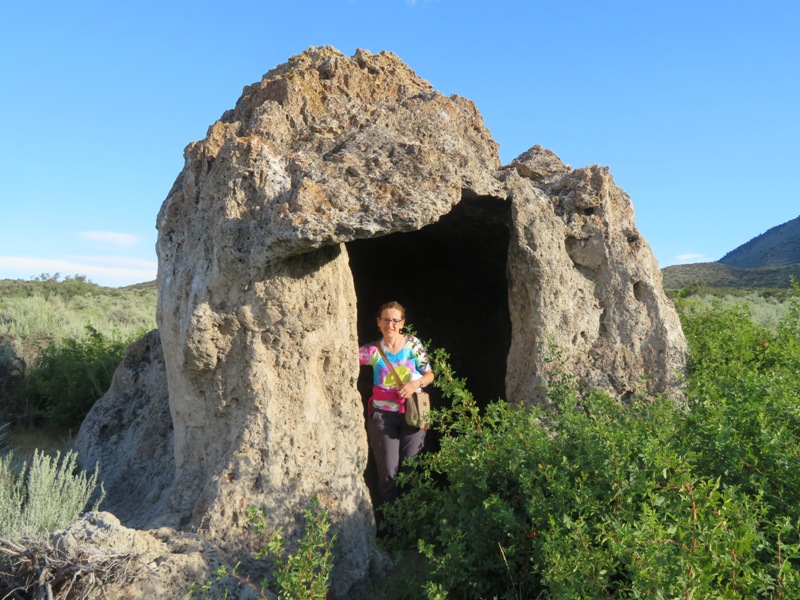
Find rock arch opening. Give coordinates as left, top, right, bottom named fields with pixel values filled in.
left=347, top=195, right=512, bottom=408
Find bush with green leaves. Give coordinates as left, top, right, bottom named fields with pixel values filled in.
left=380, top=282, right=800, bottom=599
left=679, top=283, right=800, bottom=526
left=0, top=448, right=104, bottom=540
left=191, top=497, right=336, bottom=600
left=14, top=325, right=141, bottom=429
left=0, top=275, right=156, bottom=372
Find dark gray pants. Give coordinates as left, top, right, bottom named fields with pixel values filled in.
left=367, top=408, right=426, bottom=504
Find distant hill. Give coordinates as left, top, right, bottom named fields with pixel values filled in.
left=0, top=277, right=156, bottom=298
left=121, top=280, right=157, bottom=292
left=662, top=261, right=799, bottom=291
left=661, top=214, right=800, bottom=290
left=719, top=215, right=800, bottom=268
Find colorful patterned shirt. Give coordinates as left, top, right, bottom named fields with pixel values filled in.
left=359, top=335, right=431, bottom=413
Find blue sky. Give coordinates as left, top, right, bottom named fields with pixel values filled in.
left=1, top=0, right=798, bottom=287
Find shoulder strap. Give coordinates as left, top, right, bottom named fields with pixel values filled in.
left=376, top=342, right=403, bottom=390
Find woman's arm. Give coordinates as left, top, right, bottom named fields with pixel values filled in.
left=398, top=370, right=433, bottom=398
left=418, top=370, right=434, bottom=387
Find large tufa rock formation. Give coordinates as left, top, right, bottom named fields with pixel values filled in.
left=77, top=46, right=687, bottom=597
left=75, top=330, right=174, bottom=528
left=503, top=146, right=687, bottom=401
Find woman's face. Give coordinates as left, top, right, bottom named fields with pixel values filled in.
left=377, top=308, right=405, bottom=338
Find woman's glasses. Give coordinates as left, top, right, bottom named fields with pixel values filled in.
left=380, top=318, right=403, bottom=325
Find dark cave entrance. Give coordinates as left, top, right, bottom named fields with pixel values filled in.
left=347, top=194, right=512, bottom=506
left=348, top=195, right=512, bottom=406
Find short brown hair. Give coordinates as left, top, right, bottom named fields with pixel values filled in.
left=377, top=301, right=406, bottom=319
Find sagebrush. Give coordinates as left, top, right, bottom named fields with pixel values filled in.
left=0, top=274, right=156, bottom=364
left=1, top=275, right=155, bottom=426
left=0, top=448, right=104, bottom=541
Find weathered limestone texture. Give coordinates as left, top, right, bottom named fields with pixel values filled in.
left=155, top=47, right=505, bottom=597
left=504, top=146, right=687, bottom=402
left=76, top=46, right=687, bottom=597
left=75, top=330, right=174, bottom=528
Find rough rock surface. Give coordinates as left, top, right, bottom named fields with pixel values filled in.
left=76, top=46, right=687, bottom=597
left=51, top=512, right=230, bottom=600
left=154, top=46, right=506, bottom=598
left=0, top=333, right=24, bottom=402
left=75, top=330, right=175, bottom=528
left=504, top=146, right=687, bottom=402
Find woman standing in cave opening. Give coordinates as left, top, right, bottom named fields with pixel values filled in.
left=359, top=301, right=434, bottom=506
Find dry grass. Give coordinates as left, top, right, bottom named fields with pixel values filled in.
left=4, top=427, right=74, bottom=461
left=0, top=535, right=142, bottom=600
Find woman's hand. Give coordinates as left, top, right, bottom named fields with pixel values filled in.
left=398, top=380, right=418, bottom=399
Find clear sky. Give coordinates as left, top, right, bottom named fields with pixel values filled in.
left=1, top=0, right=798, bottom=287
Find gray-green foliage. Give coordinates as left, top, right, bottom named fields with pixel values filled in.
left=675, top=289, right=794, bottom=330
left=0, top=448, right=104, bottom=541
left=662, top=261, right=800, bottom=290
left=1, top=276, right=156, bottom=426
left=0, top=276, right=156, bottom=367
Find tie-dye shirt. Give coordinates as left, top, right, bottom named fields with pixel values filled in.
left=359, top=336, right=431, bottom=413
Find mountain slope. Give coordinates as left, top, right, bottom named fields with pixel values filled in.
left=661, top=214, right=800, bottom=290
left=719, top=215, right=800, bottom=268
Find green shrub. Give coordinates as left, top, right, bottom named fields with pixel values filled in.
left=381, top=293, right=800, bottom=599
left=0, top=448, right=104, bottom=540
left=16, top=325, right=140, bottom=429
left=30, top=273, right=99, bottom=299
left=670, top=288, right=795, bottom=330
left=191, top=497, right=336, bottom=599
left=0, top=276, right=156, bottom=369
left=0, top=275, right=155, bottom=426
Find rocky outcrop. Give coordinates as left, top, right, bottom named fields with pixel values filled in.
left=76, top=46, right=687, bottom=598
left=52, top=512, right=228, bottom=600
left=154, top=46, right=508, bottom=598
left=0, top=334, right=24, bottom=403
left=75, top=330, right=174, bottom=528
left=504, top=147, right=686, bottom=402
